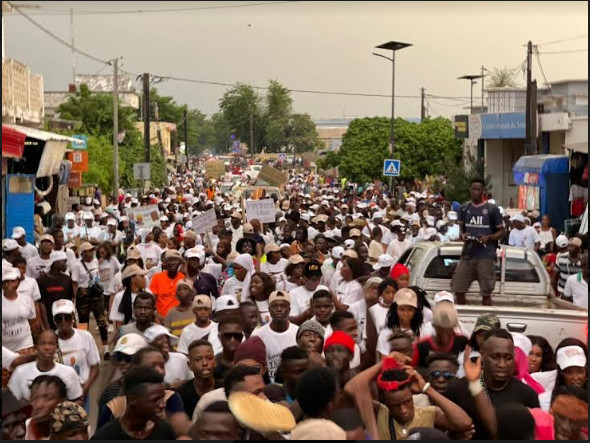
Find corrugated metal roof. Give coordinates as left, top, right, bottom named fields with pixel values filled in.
left=3, top=124, right=78, bottom=143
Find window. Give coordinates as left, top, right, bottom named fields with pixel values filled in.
left=398, top=248, right=425, bottom=273
left=505, top=258, right=540, bottom=283
left=424, top=256, right=460, bottom=279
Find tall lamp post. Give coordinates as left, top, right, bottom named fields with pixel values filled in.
left=458, top=74, right=483, bottom=114
left=373, top=40, right=412, bottom=195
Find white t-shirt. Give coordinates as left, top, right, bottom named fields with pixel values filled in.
left=329, top=262, right=344, bottom=293
left=108, top=271, right=124, bottom=297
left=260, top=259, right=288, bottom=288
left=255, top=300, right=271, bottom=325
left=321, top=259, right=337, bottom=288
left=2, top=293, right=36, bottom=351
left=336, top=280, right=364, bottom=307
left=2, top=346, right=18, bottom=370
left=178, top=321, right=217, bottom=354
left=79, top=225, right=102, bottom=243
left=18, top=243, right=39, bottom=261
left=564, top=273, right=588, bottom=309
left=58, top=329, right=101, bottom=385
left=376, top=326, right=416, bottom=356
left=110, top=290, right=149, bottom=323
left=72, top=259, right=100, bottom=289
left=348, top=299, right=368, bottom=354
left=220, top=277, right=244, bottom=301
left=288, top=286, right=315, bottom=317
left=509, top=226, right=540, bottom=250
left=63, top=225, right=81, bottom=242
left=165, top=352, right=193, bottom=386
left=26, top=256, right=52, bottom=279
left=447, top=224, right=461, bottom=241
left=251, top=322, right=299, bottom=382
left=386, top=238, right=412, bottom=262
left=136, top=243, right=164, bottom=270
left=17, top=277, right=41, bottom=302
left=98, top=256, right=121, bottom=295
left=282, top=280, right=300, bottom=293
left=8, top=362, right=83, bottom=401
left=369, top=303, right=390, bottom=336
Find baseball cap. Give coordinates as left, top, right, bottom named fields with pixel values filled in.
left=264, top=243, right=281, bottom=254
left=342, top=249, right=358, bottom=259
left=184, top=231, right=198, bottom=241
left=425, top=227, right=438, bottom=238
left=164, top=249, right=183, bottom=259
left=177, top=278, right=196, bottom=292
left=65, top=212, right=76, bottom=221
left=185, top=248, right=206, bottom=262
left=303, top=261, right=322, bottom=278
left=432, top=302, right=458, bottom=329
left=349, top=228, right=361, bottom=238
left=433, top=291, right=455, bottom=305
left=78, top=242, right=95, bottom=255
left=113, top=333, right=148, bottom=355
left=373, top=254, right=394, bottom=271
left=11, top=227, right=26, bottom=239
left=39, top=234, right=55, bottom=244
left=126, top=247, right=142, bottom=261
left=291, top=419, right=346, bottom=440
left=288, top=254, right=305, bottom=266
left=107, top=219, right=118, bottom=226
left=143, top=325, right=178, bottom=345
left=555, top=235, right=568, bottom=248
left=2, top=267, right=21, bottom=281
left=243, top=223, right=254, bottom=234
left=473, top=314, right=501, bottom=334
left=83, top=211, right=94, bottom=220
left=121, top=264, right=148, bottom=280
left=193, top=295, right=212, bottom=309
left=159, top=215, right=169, bottom=222
left=556, top=345, right=587, bottom=370
left=50, top=251, right=69, bottom=265
left=269, top=290, right=291, bottom=306
left=511, top=214, right=526, bottom=224
left=344, top=239, right=356, bottom=249
left=447, top=211, right=458, bottom=221
left=2, top=238, right=19, bottom=252
left=52, top=299, right=76, bottom=317
left=215, top=295, right=239, bottom=312
left=331, top=246, right=345, bottom=259
left=394, top=288, right=418, bottom=308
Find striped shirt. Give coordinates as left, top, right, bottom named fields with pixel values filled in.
left=555, top=252, right=582, bottom=294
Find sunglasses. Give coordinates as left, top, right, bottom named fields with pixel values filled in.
left=54, top=314, right=73, bottom=322
left=220, top=332, right=244, bottom=342
left=113, top=353, right=133, bottom=363
left=429, top=370, right=455, bottom=380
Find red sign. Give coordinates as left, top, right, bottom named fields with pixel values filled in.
left=68, top=171, right=82, bottom=188
left=67, top=151, right=89, bottom=173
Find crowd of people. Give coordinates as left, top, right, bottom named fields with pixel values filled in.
left=2, top=163, right=588, bottom=440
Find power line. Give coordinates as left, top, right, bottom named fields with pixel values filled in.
left=12, top=1, right=299, bottom=16
left=534, top=47, right=556, bottom=102
left=535, top=33, right=588, bottom=47
left=6, top=0, right=112, bottom=66
left=538, top=48, right=588, bottom=55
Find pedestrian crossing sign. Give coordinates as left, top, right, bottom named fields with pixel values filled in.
left=383, top=159, right=401, bottom=177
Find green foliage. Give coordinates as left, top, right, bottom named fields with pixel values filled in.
left=83, top=135, right=114, bottom=193
left=286, top=113, right=324, bottom=154
left=218, top=83, right=260, bottom=146
left=488, top=66, right=520, bottom=88
left=443, top=152, right=492, bottom=203
left=316, top=151, right=340, bottom=170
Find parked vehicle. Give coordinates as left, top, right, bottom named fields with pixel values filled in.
left=245, top=164, right=262, bottom=181
left=398, top=242, right=588, bottom=347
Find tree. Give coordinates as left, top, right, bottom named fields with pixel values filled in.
left=218, top=83, right=260, bottom=148
left=487, top=66, right=520, bottom=88
left=286, top=113, right=323, bottom=154
left=262, top=80, right=293, bottom=152
left=443, top=152, right=492, bottom=203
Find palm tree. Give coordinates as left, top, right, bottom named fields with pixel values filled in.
left=487, top=67, right=520, bottom=88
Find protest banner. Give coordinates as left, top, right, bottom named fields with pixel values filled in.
left=127, top=205, right=160, bottom=230
left=204, top=160, right=226, bottom=180
left=255, top=166, right=286, bottom=187
left=245, top=198, right=276, bottom=224
left=192, top=209, right=218, bottom=234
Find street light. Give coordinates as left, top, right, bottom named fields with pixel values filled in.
left=458, top=74, right=483, bottom=114
left=373, top=40, right=412, bottom=194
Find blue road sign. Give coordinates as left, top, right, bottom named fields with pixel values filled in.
left=383, top=159, right=401, bottom=177
left=278, top=153, right=287, bottom=162
left=72, top=134, right=88, bottom=150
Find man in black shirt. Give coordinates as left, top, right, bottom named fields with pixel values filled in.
left=92, top=365, right=176, bottom=440
left=184, top=249, right=220, bottom=300
left=36, top=253, right=75, bottom=330
left=444, top=328, right=539, bottom=440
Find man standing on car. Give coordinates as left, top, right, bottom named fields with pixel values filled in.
left=451, top=179, right=504, bottom=306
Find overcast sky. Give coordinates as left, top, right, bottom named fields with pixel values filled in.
left=4, top=1, right=588, bottom=120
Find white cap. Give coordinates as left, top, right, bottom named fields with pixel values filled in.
left=300, top=213, right=311, bottom=222
left=555, top=235, right=568, bottom=248
left=344, top=239, right=356, bottom=249
left=510, top=332, right=532, bottom=357
left=52, top=299, right=76, bottom=317
left=426, top=216, right=435, bottom=227
left=533, top=222, right=542, bottom=228
left=144, top=324, right=178, bottom=345
left=114, top=333, right=149, bottom=356
left=434, top=291, right=455, bottom=305
left=185, top=248, right=206, bottom=262
left=83, top=211, right=94, bottom=220
left=391, top=220, right=403, bottom=228
left=160, top=215, right=169, bottom=222
left=556, top=345, right=587, bottom=370
left=2, top=239, right=19, bottom=252
left=11, top=227, right=26, bottom=239
left=107, top=219, right=118, bottom=226
left=50, top=251, right=69, bottom=265
left=425, top=227, right=438, bottom=238
left=372, top=212, right=383, bottom=221
left=2, top=267, right=20, bottom=281
left=511, top=214, right=526, bottom=224
left=65, top=212, right=76, bottom=221
left=447, top=211, right=457, bottom=221
left=215, top=295, right=239, bottom=312
left=331, top=246, right=345, bottom=259
left=373, top=254, right=394, bottom=271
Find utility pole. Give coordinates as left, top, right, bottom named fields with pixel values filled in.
left=183, top=106, right=189, bottom=170
left=142, top=73, right=151, bottom=163
left=525, top=41, right=537, bottom=155
left=481, top=65, right=485, bottom=112
left=112, top=58, right=119, bottom=200
left=249, top=114, right=254, bottom=160
left=420, top=87, right=426, bottom=121
left=70, top=8, right=75, bottom=83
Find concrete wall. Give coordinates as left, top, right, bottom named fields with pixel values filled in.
left=485, top=139, right=523, bottom=208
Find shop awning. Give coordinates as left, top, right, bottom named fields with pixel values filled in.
left=564, top=141, right=588, bottom=154
left=2, top=125, right=27, bottom=158
left=3, top=123, right=78, bottom=144
left=513, top=155, right=569, bottom=187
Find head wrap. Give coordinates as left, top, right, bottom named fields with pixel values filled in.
left=390, top=263, right=410, bottom=280
left=50, top=401, right=89, bottom=435
left=376, top=357, right=411, bottom=391
left=234, top=253, right=254, bottom=301
left=324, top=331, right=355, bottom=355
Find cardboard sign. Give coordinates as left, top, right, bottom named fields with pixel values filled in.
left=246, top=198, right=276, bottom=224
left=127, top=205, right=161, bottom=230
left=204, top=160, right=226, bottom=180
left=255, top=166, right=286, bottom=187
left=68, top=151, right=88, bottom=173
left=192, top=209, right=218, bottom=234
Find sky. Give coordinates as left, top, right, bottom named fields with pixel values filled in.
left=4, top=1, right=588, bottom=120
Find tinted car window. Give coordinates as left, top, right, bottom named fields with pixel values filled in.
left=505, top=258, right=540, bottom=283
left=424, top=255, right=460, bottom=279
left=397, top=247, right=424, bottom=273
